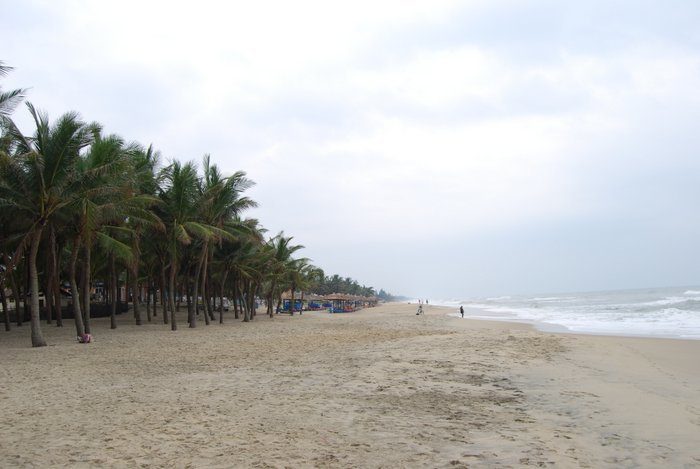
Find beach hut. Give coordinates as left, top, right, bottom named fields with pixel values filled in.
left=305, top=293, right=325, bottom=310
left=280, top=290, right=304, bottom=313
left=324, top=293, right=356, bottom=313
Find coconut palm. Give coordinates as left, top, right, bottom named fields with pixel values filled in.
left=0, top=104, right=98, bottom=346
left=0, top=62, right=25, bottom=120
left=62, top=133, right=161, bottom=335
left=158, top=160, right=233, bottom=330
left=263, top=232, right=304, bottom=317
left=123, top=143, right=162, bottom=326
left=190, top=156, right=256, bottom=326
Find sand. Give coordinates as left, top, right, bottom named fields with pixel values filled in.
left=1, top=303, right=699, bottom=468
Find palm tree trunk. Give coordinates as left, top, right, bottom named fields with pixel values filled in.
left=169, top=261, right=178, bottom=331
left=176, top=281, right=182, bottom=312
left=24, top=259, right=30, bottom=323
left=232, top=274, right=240, bottom=320
left=268, top=280, right=276, bottom=317
left=160, top=265, right=168, bottom=324
left=28, top=227, right=47, bottom=347
left=82, top=241, right=91, bottom=334
left=290, top=284, right=295, bottom=316
left=190, top=245, right=207, bottom=328
left=186, top=277, right=193, bottom=324
left=219, top=270, right=229, bottom=324
left=45, top=241, right=53, bottom=324
left=1, top=288, right=10, bottom=331
left=109, top=255, right=117, bottom=329
left=202, top=247, right=211, bottom=325
left=52, top=227, right=63, bottom=327
left=241, top=280, right=250, bottom=322
left=204, top=250, right=214, bottom=321
left=145, top=278, right=152, bottom=322
left=249, top=283, right=257, bottom=318
left=5, top=254, right=22, bottom=327
left=69, top=236, right=86, bottom=338
left=132, top=266, right=142, bottom=326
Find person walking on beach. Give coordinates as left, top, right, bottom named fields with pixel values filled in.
left=460, top=305, right=464, bottom=318
left=417, top=304, right=423, bottom=315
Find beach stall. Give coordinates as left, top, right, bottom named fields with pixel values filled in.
left=305, top=293, right=325, bottom=310
left=280, top=290, right=304, bottom=313
left=360, top=295, right=378, bottom=308
left=325, top=293, right=356, bottom=313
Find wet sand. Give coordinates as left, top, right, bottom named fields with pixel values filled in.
left=1, top=303, right=698, bottom=467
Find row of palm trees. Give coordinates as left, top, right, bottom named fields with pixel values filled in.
left=0, top=62, right=381, bottom=347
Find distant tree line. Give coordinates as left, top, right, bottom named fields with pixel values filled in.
left=304, top=273, right=400, bottom=301
left=0, top=61, right=395, bottom=347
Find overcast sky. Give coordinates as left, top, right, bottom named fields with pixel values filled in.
left=3, top=1, right=700, bottom=299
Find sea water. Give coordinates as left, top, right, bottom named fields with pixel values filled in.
left=432, top=286, right=700, bottom=340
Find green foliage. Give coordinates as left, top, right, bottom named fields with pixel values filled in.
left=0, top=63, right=396, bottom=345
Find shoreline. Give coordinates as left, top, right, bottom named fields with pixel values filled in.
left=437, top=303, right=700, bottom=342
left=1, top=302, right=698, bottom=467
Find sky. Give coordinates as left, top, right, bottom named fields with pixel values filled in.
left=3, top=0, right=700, bottom=299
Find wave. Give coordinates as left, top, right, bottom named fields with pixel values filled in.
left=456, top=301, right=700, bottom=339
left=684, top=290, right=700, bottom=295
left=638, top=296, right=700, bottom=307
left=529, top=296, right=578, bottom=302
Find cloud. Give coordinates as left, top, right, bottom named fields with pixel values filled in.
left=3, top=0, right=700, bottom=296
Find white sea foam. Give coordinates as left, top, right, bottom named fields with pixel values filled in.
left=441, top=287, right=700, bottom=339
left=529, top=296, right=578, bottom=302
left=637, top=296, right=700, bottom=307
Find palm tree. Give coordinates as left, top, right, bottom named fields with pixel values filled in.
left=123, top=143, right=162, bottom=326
left=62, top=133, right=160, bottom=335
left=0, top=62, right=25, bottom=120
left=191, top=156, right=256, bottom=326
left=0, top=103, right=98, bottom=346
left=158, top=160, right=230, bottom=330
left=296, top=263, right=324, bottom=313
left=263, top=232, right=304, bottom=317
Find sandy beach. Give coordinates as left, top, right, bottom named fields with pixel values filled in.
left=1, top=303, right=699, bottom=468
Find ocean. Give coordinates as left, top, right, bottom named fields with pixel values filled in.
left=431, top=286, right=700, bottom=340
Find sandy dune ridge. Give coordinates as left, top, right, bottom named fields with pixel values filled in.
left=1, top=303, right=698, bottom=467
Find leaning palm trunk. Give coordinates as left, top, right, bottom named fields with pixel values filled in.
left=69, top=237, right=86, bottom=338
left=28, top=227, right=47, bottom=347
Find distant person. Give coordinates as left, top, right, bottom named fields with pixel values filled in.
left=417, top=304, right=423, bottom=315
left=426, top=299, right=429, bottom=305
left=460, top=306, right=464, bottom=318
